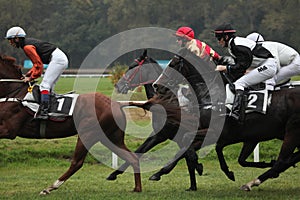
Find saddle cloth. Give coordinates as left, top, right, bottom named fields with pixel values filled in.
left=225, top=84, right=269, bottom=114
left=22, top=92, right=79, bottom=117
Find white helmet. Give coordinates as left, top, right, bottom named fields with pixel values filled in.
left=5, top=26, right=26, bottom=39
left=246, top=32, right=264, bottom=43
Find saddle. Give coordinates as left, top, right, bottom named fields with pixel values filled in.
left=225, top=84, right=269, bottom=114
left=22, top=85, right=79, bottom=121
left=225, top=81, right=300, bottom=115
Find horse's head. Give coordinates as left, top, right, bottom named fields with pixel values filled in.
left=0, top=55, right=25, bottom=97
left=115, top=50, right=163, bottom=94
left=0, top=55, right=23, bottom=79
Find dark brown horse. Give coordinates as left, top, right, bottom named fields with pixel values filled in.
left=108, top=50, right=205, bottom=191
left=0, top=54, right=141, bottom=194
left=150, top=50, right=300, bottom=191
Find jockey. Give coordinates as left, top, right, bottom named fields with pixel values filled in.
left=5, top=26, right=68, bottom=120
left=175, top=26, right=220, bottom=62
left=247, top=32, right=300, bottom=84
left=214, top=23, right=278, bottom=123
left=246, top=32, right=264, bottom=43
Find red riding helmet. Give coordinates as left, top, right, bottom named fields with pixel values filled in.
left=175, top=27, right=195, bottom=40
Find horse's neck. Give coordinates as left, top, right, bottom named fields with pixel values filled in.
left=1, top=82, right=28, bottom=99
left=144, top=84, right=156, bottom=99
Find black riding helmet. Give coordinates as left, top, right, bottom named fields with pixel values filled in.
left=214, top=23, right=236, bottom=47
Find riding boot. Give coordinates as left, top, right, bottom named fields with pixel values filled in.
left=230, top=89, right=246, bottom=123
left=35, top=92, right=49, bottom=120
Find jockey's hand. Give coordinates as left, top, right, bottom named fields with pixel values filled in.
left=23, top=76, right=33, bottom=82
left=215, top=65, right=227, bottom=72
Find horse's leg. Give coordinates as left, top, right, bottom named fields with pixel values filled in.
left=107, top=130, right=170, bottom=180
left=241, top=150, right=300, bottom=191
left=40, top=137, right=88, bottom=195
left=216, top=143, right=235, bottom=181
left=184, top=148, right=198, bottom=191
left=149, top=147, right=187, bottom=181
left=238, top=142, right=276, bottom=168
left=241, top=118, right=300, bottom=191
left=109, top=140, right=142, bottom=192
left=150, top=132, right=202, bottom=191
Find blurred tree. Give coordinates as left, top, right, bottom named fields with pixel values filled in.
left=0, top=0, right=298, bottom=68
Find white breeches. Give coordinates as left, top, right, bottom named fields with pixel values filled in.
left=234, top=58, right=278, bottom=91
left=274, top=54, right=300, bottom=84
left=40, top=48, right=68, bottom=92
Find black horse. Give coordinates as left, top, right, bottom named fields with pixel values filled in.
left=108, top=50, right=205, bottom=191
left=151, top=49, right=300, bottom=191
left=115, top=50, right=161, bottom=99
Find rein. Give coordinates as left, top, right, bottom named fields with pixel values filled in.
left=0, top=78, right=31, bottom=101
left=0, top=78, right=24, bottom=82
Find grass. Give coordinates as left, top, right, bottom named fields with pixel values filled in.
left=1, top=77, right=300, bottom=199
left=1, top=138, right=300, bottom=200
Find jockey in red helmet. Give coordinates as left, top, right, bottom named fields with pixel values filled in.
left=175, top=26, right=220, bottom=61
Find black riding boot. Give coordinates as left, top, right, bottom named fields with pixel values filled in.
left=230, top=89, right=246, bottom=123
left=35, top=93, right=49, bottom=120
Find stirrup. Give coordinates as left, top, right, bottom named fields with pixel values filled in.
left=229, top=111, right=239, bottom=120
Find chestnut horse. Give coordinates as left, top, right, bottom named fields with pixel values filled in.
left=151, top=50, right=300, bottom=191
left=0, top=54, right=141, bottom=194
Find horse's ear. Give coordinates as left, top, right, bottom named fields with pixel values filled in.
left=142, top=49, right=147, bottom=58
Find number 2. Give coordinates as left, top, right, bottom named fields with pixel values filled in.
left=247, top=94, right=257, bottom=108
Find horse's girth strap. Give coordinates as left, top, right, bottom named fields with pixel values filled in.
left=40, top=121, right=47, bottom=138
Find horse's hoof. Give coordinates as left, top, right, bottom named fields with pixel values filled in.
left=133, top=188, right=142, bottom=192
left=185, top=187, right=197, bottom=191
left=106, top=174, right=117, bottom=181
left=149, top=174, right=161, bottom=181
left=196, top=163, right=203, bottom=176
left=240, top=184, right=251, bottom=191
left=39, top=189, right=50, bottom=195
left=227, top=171, right=235, bottom=181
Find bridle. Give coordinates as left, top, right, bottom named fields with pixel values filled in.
left=122, top=58, right=158, bottom=88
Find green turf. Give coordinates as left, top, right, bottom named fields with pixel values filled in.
left=1, top=77, right=300, bottom=199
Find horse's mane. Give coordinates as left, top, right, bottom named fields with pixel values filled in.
left=0, top=54, right=22, bottom=70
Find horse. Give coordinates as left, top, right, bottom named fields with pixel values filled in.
left=0, top=54, right=141, bottom=194
left=107, top=50, right=205, bottom=191
left=150, top=49, right=300, bottom=191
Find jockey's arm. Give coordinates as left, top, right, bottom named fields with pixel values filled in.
left=23, top=45, right=44, bottom=81
left=228, top=46, right=252, bottom=72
